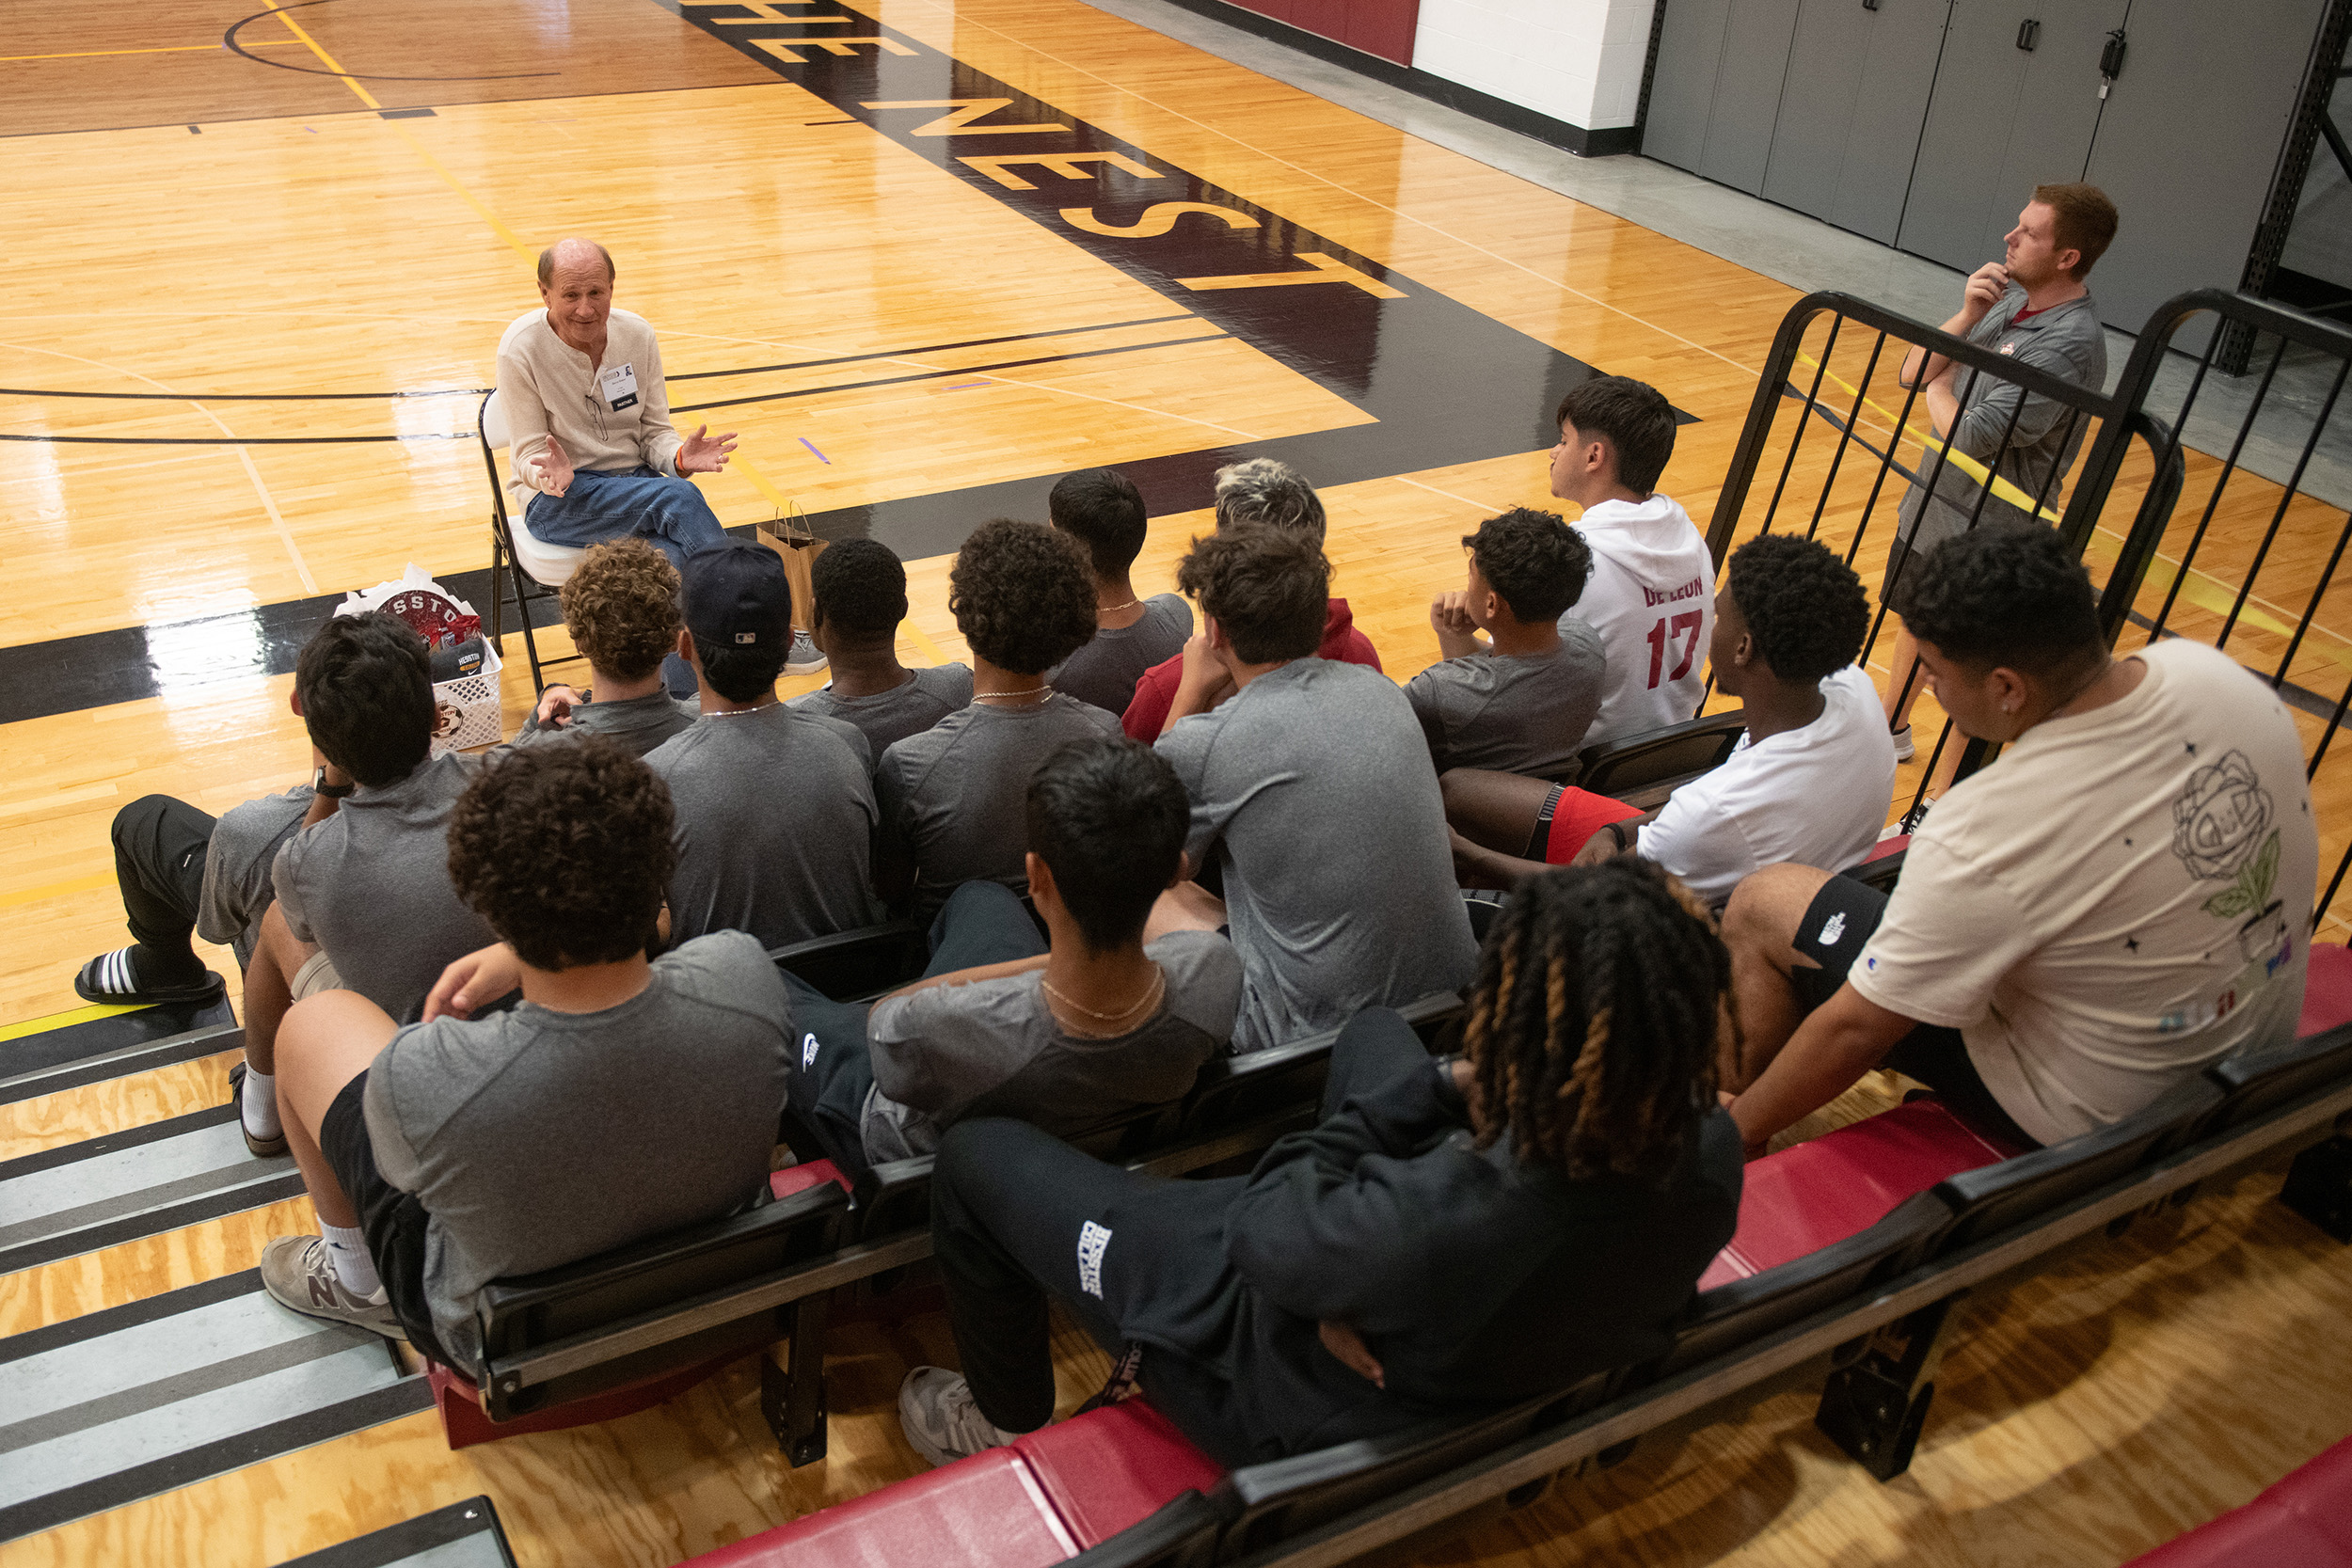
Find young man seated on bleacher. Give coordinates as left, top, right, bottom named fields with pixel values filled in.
left=1549, top=375, right=1714, bottom=750
left=1120, top=459, right=1381, bottom=740
left=1409, top=506, right=1603, bottom=777
left=1446, top=532, right=1897, bottom=909
left=782, top=736, right=1240, bottom=1180
left=1721, top=523, right=2317, bottom=1155
left=644, top=541, right=884, bottom=948
left=1152, top=525, right=1478, bottom=1052
left=234, top=613, right=501, bottom=1158
left=788, top=538, right=975, bottom=753
left=514, top=538, right=696, bottom=756
left=1045, top=466, right=1191, bottom=716
left=876, top=519, right=1120, bottom=917
left=254, top=737, right=792, bottom=1365
left=899, top=861, right=1740, bottom=1467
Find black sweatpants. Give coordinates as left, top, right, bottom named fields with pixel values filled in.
left=930, top=1006, right=1433, bottom=1439
left=110, top=795, right=216, bottom=965
left=782, top=879, right=1048, bottom=1180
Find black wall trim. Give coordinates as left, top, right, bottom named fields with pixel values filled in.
left=1140, top=0, right=1642, bottom=158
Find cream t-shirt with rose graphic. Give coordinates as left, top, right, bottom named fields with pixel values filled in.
left=1848, top=638, right=2316, bottom=1147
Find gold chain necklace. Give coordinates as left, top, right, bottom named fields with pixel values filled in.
left=974, top=685, right=1050, bottom=704
left=1041, top=965, right=1166, bottom=1033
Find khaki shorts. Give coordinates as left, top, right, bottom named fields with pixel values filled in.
left=290, top=949, right=342, bottom=1000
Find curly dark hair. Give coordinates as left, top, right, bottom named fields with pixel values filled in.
left=1464, top=508, right=1592, bottom=623
left=1026, top=738, right=1190, bottom=953
left=1725, top=532, right=1868, bottom=685
left=1891, top=520, right=2102, bottom=680
left=1049, top=467, right=1148, bottom=579
left=296, top=612, right=433, bottom=787
left=1555, top=375, right=1678, bottom=495
left=1461, top=861, right=1729, bottom=1181
left=560, top=539, right=681, bottom=682
left=948, top=518, right=1100, bottom=674
left=811, top=538, right=909, bottom=641
left=446, top=735, right=676, bottom=971
left=1175, top=524, right=1327, bottom=665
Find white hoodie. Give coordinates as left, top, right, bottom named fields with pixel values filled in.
left=1560, top=493, right=1715, bottom=750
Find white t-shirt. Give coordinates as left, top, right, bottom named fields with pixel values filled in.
left=1849, top=640, right=2317, bottom=1147
left=1562, top=494, right=1716, bottom=749
left=1640, top=667, right=1897, bottom=907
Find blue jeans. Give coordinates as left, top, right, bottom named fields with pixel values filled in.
left=523, top=466, right=725, bottom=568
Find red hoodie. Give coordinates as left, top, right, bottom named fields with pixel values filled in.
left=1120, top=598, right=1383, bottom=741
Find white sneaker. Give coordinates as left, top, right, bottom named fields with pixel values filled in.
left=1890, top=724, right=1915, bottom=762
left=898, top=1367, right=1022, bottom=1467
left=785, top=629, right=827, bottom=675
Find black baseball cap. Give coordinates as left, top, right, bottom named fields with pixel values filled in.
left=681, top=541, right=793, bottom=648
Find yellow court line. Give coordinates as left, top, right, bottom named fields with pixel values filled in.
left=1, top=40, right=299, bottom=61
left=0, top=1000, right=148, bottom=1044
left=0, top=870, right=116, bottom=911
left=900, top=618, right=949, bottom=667
left=261, top=0, right=380, bottom=108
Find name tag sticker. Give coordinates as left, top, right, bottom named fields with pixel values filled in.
left=600, top=362, right=639, bottom=411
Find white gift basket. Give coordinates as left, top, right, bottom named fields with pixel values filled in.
left=336, top=563, right=505, bottom=754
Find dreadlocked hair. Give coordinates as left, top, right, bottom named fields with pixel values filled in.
left=1460, top=861, right=1731, bottom=1182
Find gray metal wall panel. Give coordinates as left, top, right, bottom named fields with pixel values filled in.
left=1700, top=0, right=1803, bottom=192
left=1982, top=2, right=2123, bottom=255
left=1832, top=0, right=1952, bottom=241
left=1762, top=0, right=1872, bottom=220
left=2280, top=78, right=2352, bottom=288
left=1645, top=0, right=1731, bottom=171
left=1900, top=0, right=2040, bottom=270
left=2086, top=0, right=2331, bottom=338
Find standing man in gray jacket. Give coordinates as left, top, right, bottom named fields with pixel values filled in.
left=1883, top=182, right=2118, bottom=781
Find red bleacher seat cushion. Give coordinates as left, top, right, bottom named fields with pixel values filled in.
left=1011, top=1400, right=1227, bottom=1547
left=690, top=1449, right=1078, bottom=1568
left=2126, top=1433, right=2352, bottom=1566
left=1860, top=832, right=1909, bottom=863
left=1698, top=1098, right=2022, bottom=1291
left=2298, top=943, right=2352, bottom=1038
left=771, top=1160, right=851, bottom=1201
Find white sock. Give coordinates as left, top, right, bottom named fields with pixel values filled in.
left=321, top=1222, right=383, bottom=1299
left=241, top=1067, right=282, bottom=1140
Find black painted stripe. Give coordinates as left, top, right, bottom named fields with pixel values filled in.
left=0, top=1104, right=238, bottom=1180
left=0, top=1034, right=243, bottom=1109
left=278, top=1497, right=516, bottom=1568
left=0, top=1376, right=432, bottom=1544
left=672, top=331, right=1228, bottom=413
left=663, top=310, right=1200, bottom=380
left=0, top=1270, right=263, bottom=1368
left=0, top=998, right=235, bottom=1080
left=0, top=1174, right=310, bottom=1277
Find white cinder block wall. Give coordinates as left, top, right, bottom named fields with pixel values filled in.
left=1409, top=0, right=1656, bottom=132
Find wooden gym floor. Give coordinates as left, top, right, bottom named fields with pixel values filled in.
left=3, top=0, right=2349, bottom=1560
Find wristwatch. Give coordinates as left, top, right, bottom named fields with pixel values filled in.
left=312, top=766, right=358, bottom=799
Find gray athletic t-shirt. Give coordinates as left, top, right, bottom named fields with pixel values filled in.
left=876, top=695, right=1123, bottom=917
left=645, top=705, right=883, bottom=948
left=1403, top=619, right=1607, bottom=778
left=1157, top=659, right=1479, bottom=1052
left=516, top=689, right=697, bottom=757
left=363, top=930, right=792, bottom=1374
left=198, top=784, right=314, bottom=967
left=272, top=752, right=498, bottom=1024
left=789, top=664, right=975, bottom=756
left=858, top=928, right=1242, bottom=1161
left=1051, top=595, right=1192, bottom=718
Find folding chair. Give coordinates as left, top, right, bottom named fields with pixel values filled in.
left=478, top=388, right=590, bottom=692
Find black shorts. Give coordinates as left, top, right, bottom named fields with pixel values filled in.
left=319, top=1071, right=458, bottom=1364
left=1791, top=875, right=2040, bottom=1150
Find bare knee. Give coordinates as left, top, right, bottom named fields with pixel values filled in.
left=276, top=991, right=399, bottom=1134
left=1722, top=863, right=1835, bottom=967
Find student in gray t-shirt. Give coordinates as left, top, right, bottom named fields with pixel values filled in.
left=1045, top=467, right=1193, bottom=716
left=648, top=541, right=885, bottom=948
left=787, top=539, right=975, bottom=754
left=877, top=519, right=1120, bottom=917
left=512, top=539, right=699, bottom=758
left=1155, top=526, right=1478, bottom=1051
left=787, top=736, right=1240, bottom=1178
left=252, top=737, right=792, bottom=1369
left=238, top=612, right=501, bottom=1160
left=1409, top=507, right=1604, bottom=779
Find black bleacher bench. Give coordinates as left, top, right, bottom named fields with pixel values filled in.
left=1576, top=708, right=1749, bottom=808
